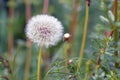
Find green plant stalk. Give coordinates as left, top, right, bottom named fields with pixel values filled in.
left=44, top=66, right=56, bottom=80
left=64, top=42, right=69, bottom=73
left=95, top=39, right=108, bottom=71
left=84, top=60, right=91, bottom=80
left=77, top=1, right=89, bottom=72
left=11, top=45, right=22, bottom=80
left=58, top=68, right=61, bottom=80
left=37, top=47, right=42, bottom=80
left=38, top=0, right=49, bottom=80
left=24, top=44, right=32, bottom=80
left=12, top=45, right=21, bottom=70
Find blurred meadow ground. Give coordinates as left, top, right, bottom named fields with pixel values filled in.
left=0, top=0, right=120, bottom=80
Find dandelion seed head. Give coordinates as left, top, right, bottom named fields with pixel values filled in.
left=25, top=15, right=63, bottom=47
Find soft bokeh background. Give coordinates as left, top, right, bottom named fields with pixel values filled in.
left=0, top=0, right=116, bottom=80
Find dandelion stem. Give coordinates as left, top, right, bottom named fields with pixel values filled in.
left=37, top=47, right=42, bottom=80
left=77, top=0, right=89, bottom=72
left=64, top=42, right=69, bottom=73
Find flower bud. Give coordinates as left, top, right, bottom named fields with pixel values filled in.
left=108, top=30, right=113, bottom=37
left=100, top=48, right=105, bottom=54
left=68, top=59, right=73, bottom=64
left=63, top=33, right=70, bottom=42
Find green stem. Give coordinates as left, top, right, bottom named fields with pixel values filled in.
left=24, top=44, right=31, bottom=80
left=77, top=1, right=89, bottom=72
left=64, top=42, right=69, bottom=73
left=11, top=45, right=22, bottom=80
left=37, top=47, right=42, bottom=80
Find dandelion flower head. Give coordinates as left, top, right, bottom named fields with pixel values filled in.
left=25, top=15, right=63, bottom=47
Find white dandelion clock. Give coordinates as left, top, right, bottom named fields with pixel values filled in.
left=25, top=15, right=63, bottom=48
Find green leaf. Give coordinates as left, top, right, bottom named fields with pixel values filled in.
left=105, top=52, right=113, bottom=56
left=108, top=10, right=115, bottom=22
left=115, top=22, right=120, bottom=27
left=100, top=16, right=109, bottom=23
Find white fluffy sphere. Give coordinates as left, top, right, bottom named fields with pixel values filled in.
left=64, top=33, right=70, bottom=38
left=25, top=15, right=63, bottom=47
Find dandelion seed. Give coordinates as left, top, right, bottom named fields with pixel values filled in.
left=25, top=15, right=63, bottom=47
